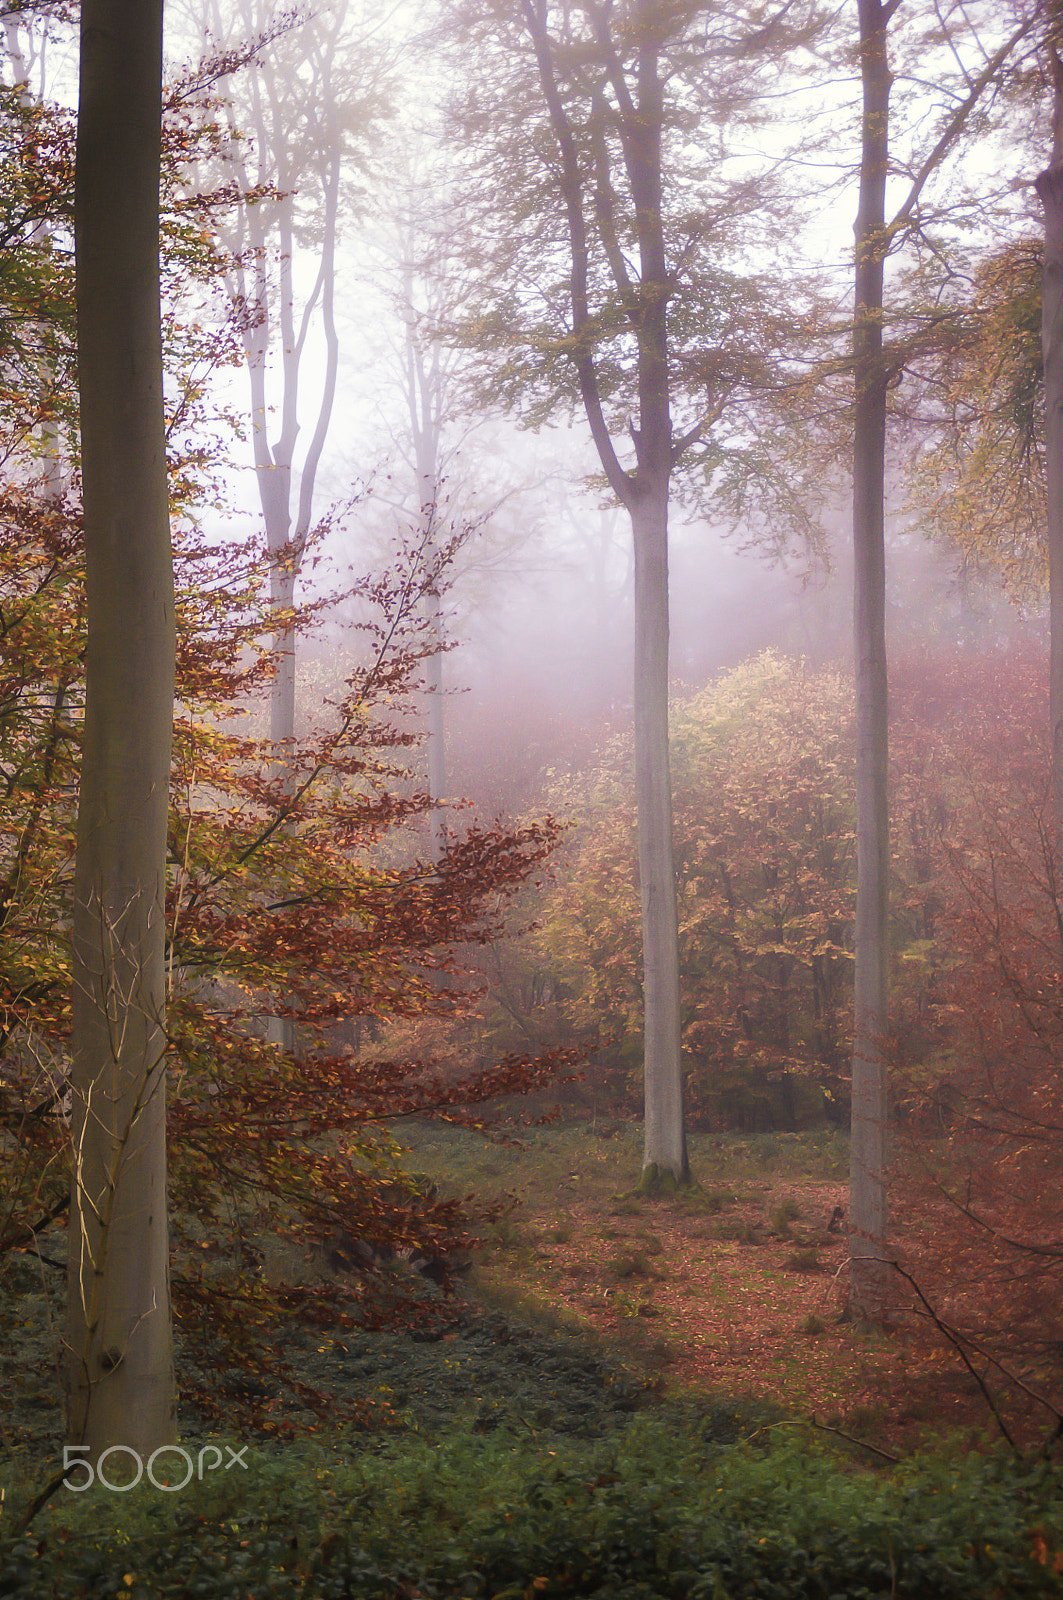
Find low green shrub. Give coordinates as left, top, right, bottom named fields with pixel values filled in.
left=3, top=1412, right=1060, bottom=1598
left=785, top=1247, right=822, bottom=1273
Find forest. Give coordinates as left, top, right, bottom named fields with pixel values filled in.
left=1, top=0, right=1063, bottom=1594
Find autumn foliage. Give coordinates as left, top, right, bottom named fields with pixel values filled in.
left=535, top=656, right=859, bottom=1130
left=0, top=8, right=1059, bottom=1447
left=518, top=646, right=1061, bottom=1398
left=913, top=239, right=1045, bottom=600
left=0, top=52, right=571, bottom=1431
left=889, top=649, right=1063, bottom=1407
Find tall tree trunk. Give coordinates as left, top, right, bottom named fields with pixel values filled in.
left=405, top=296, right=447, bottom=863
left=849, top=0, right=895, bottom=1321
left=424, top=511, right=446, bottom=865
left=1037, top=13, right=1063, bottom=834
left=267, top=542, right=297, bottom=758
left=632, top=477, right=686, bottom=1185
left=846, top=1, right=1031, bottom=1317
left=630, top=17, right=686, bottom=1188
left=519, top=0, right=687, bottom=1185
left=66, top=0, right=176, bottom=1456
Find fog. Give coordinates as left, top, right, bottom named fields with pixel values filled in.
left=294, top=470, right=1038, bottom=847
left=153, top=0, right=1043, bottom=849
left=80, top=0, right=1048, bottom=982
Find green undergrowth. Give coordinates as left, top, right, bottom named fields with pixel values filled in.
left=396, top=1120, right=853, bottom=1365
left=9, top=1120, right=1044, bottom=1595
left=400, top=1119, right=851, bottom=1225
left=2, top=1410, right=1060, bottom=1598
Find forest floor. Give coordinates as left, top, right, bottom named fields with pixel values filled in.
left=399, top=1116, right=1061, bottom=1460
left=5, top=1118, right=1062, bottom=1600
left=3, top=1118, right=1058, bottom=1471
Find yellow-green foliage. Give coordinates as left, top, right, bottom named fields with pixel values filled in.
left=537, top=654, right=857, bottom=1128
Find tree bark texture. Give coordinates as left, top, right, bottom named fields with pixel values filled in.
left=850, top=0, right=894, bottom=1320
left=67, top=0, right=176, bottom=1454
left=627, top=16, right=684, bottom=1182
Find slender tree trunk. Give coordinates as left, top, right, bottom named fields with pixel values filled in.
left=849, top=6, right=1031, bottom=1316
left=268, top=558, right=297, bottom=754
left=630, top=17, right=686, bottom=1188
left=66, top=0, right=176, bottom=1456
left=632, top=476, right=686, bottom=1185
left=249, top=143, right=340, bottom=1054
left=229, top=105, right=342, bottom=788
left=424, top=519, right=446, bottom=864
left=519, top=0, right=687, bottom=1185
left=406, top=307, right=447, bottom=862
left=849, top=0, right=894, bottom=1321
left=1037, top=16, right=1063, bottom=834
left=275, top=134, right=341, bottom=771
left=247, top=294, right=299, bottom=1051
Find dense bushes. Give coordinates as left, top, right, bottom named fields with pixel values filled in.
left=2, top=1410, right=1060, bottom=1597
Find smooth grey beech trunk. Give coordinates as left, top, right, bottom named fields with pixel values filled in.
left=849, top=0, right=893, bottom=1321
left=844, top=2, right=1035, bottom=1321
left=66, top=0, right=176, bottom=1455
left=405, top=309, right=447, bottom=863
left=1037, top=20, right=1063, bottom=833
left=631, top=480, right=685, bottom=1182
left=625, top=15, right=687, bottom=1188
left=524, top=0, right=687, bottom=1187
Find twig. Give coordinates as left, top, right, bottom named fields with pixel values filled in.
left=9, top=1463, right=78, bottom=1538
left=0, top=1191, right=70, bottom=1255
left=809, top=1415, right=901, bottom=1463
left=890, top=1262, right=1026, bottom=1454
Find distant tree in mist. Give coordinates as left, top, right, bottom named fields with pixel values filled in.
left=439, top=0, right=821, bottom=1192
left=178, top=0, right=394, bottom=1054
left=1038, top=1, right=1063, bottom=834
left=196, top=0, right=392, bottom=781
left=357, top=147, right=511, bottom=862
left=846, top=0, right=1038, bottom=1321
